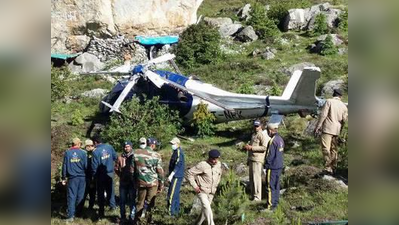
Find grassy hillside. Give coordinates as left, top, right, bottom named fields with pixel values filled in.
left=51, top=0, right=348, bottom=224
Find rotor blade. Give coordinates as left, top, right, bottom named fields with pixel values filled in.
left=151, top=74, right=235, bottom=112
left=102, top=76, right=139, bottom=113
left=147, top=53, right=176, bottom=65
left=145, top=70, right=166, bottom=88
left=80, top=71, right=131, bottom=76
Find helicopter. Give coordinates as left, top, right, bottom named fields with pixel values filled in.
left=82, top=53, right=323, bottom=125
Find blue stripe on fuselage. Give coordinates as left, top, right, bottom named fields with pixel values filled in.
left=155, top=70, right=189, bottom=87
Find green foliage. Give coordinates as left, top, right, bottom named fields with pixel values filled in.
left=236, top=81, right=255, bottom=94
left=247, top=3, right=279, bottom=40
left=70, top=109, right=85, bottom=126
left=175, top=22, right=222, bottom=69
left=51, top=66, right=70, bottom=102
left=320, top=34, right=338, bottom=56
left=268, top=0, right=312, bottom=30
left=311, top=13, right=329, bottom=36
left=214, top=170, right=250, bottom=224
left=271, top=205, right=289, bottom=224
left=338, top=10, right=348, bottom=32
left=191, top=102, right=216, bottom=137
left=269, top=81, right=283, bottom=96
left=102, top=97, right=182, bottom=151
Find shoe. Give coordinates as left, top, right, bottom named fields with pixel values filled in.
left=65, top=217, right=74, bottom=223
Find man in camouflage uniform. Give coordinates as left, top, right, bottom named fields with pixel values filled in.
left=244, top=120, right=269, bottom=201
left=132, top=137, right=164, bottom=224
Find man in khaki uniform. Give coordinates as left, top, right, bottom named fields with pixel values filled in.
left=187, top=149, right=222, bottom=225
left=315, top=89, right=348, bottom=173
left=244, top=120, right=269, bottom=201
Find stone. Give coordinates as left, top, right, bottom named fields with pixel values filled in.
left=322, top=175, right=348, bottom=189
left=235, top=26, right=258, bottom=42
left=322, top=79, right=345, bottom=97
left=203, top=17, right=233, bottom=27
left=68, top=53, right=105, bottom=74
left=65, top=35, right=90, bottom=53
left=282, top=8, right=309, bottom=31
left=237, top=4, right=252, bottom=21
left=261, top=48, right=275, bottom=60
left=81, top=88, right=109, bottom=98
left=219, top=23, right=243, bottom=37
left=235, top=163, right=247, bottom=175
left=281, top=62, right=316, bottom=76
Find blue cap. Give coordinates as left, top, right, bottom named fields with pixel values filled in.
left=147, top=137, right=158, bottom=145
left=208, top=149, right=221, bottom=158
left=124, top=141, right=133, bottom=147
left=253, top=120, right=261, bottom=126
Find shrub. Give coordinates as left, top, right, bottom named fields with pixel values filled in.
left=236, top=81, right=255, bottom=94
left=175, top=22, right=222, bottom=69
left=338, top=10, right=348, bottom=32
left=320, top=34, right=338, bottom=56
left=311, top=13, right=329, bottom=36
left=70, top=109, right=85, bottom=126
left=269, top=81, right=283, bottom=96
left=191, top=102, right=216, bottom=137
left=102, top=97, right=182, bottom=151
left=247, top=3, right=279, bottom=40
left=214, top=170, right=250, bottom=224
left=51, top=65, right=70, bottom=102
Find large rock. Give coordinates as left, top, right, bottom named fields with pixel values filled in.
left=68, top=52, right=105, bottom=74
left=237, top=4, right=252, bottom=21
left=235, top=26, right=258, bottom=42
left=203, top=17, right=232, bottom=27
left=65, top=35, right=91, bottom=53
left=322, top=79, right=345, bottom=97
left=81, top=88, right=108, bottom=98
left=282, top=62, right=316, bottom=76
left=51, top=0, right=204, bottom=53
left=219, top=23, right=243, bottom=37
left=309, top=34, right=343, bottom=54
left=282, top=3, right=342, bottom=31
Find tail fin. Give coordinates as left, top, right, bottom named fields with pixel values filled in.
left=281, top=67, right=320, bottom=105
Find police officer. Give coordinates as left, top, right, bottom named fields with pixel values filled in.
left=264, top=123, right=284, bottom=211
left=115, top=141, right=136, bottom=222
left=187, top=149, right=222, bottom=225
left=167, top=137, right=185, bottom=216
left=244, top=120, right=269, bottom=201
left=61, top=138, right=87, bottom=222
left=77, top=139, right=96, bottom=212
left=91, top=136, right=118, bottom=219
left=315, top=89, right=348, bottom=174
left=133, top=137, right=164, bottom=224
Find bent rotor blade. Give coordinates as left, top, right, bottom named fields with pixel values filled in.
left=148, top=73, right=235, bottom=112
left=102, top=76, right=139, bottom=113
left=147, top=53, right=176, bottom=66
left=80, top=71, right=131, bottom=76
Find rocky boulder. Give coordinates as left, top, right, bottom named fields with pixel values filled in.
left=68, top=53, right=105, bottom=74
left=219, top=23, right=243, bottom=37
left=235, top=26, right=258, bottom=42
left=81, top=88, right=109, bottom=99
left=322, top=79, right=345, bottom=97
left=203, top=17, right=233, bottom=27
left=51, top=0, right=204, bottom=53
left=309, top=34, right=343, bottom=54
left=237, top=4, right=252, bottom=21
left=281, top=62, right=316, bottom=76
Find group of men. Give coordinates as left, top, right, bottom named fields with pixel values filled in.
left=61, top=88, right=347, bottom=224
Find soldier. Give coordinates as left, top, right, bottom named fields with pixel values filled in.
left=166, top=137, right=185, bottom=216
left=187, top=149, right=222, bottom=225
left=244, top=120, right=269, bottom=201
left=77, top=139, right=96, bottom=213
left=61, top=138, right=87, bottom=222
left=264, top=123, right=284, bottom=211
left=115, top=141, right=136, bottom=222
left=91, top=136, right=118, bottom=219
left=315, top=89, right=348, bottom=174
left=133, top=137, right=164, bottom=224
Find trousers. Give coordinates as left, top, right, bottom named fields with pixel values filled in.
left=195, top=192, right=215, bottom=225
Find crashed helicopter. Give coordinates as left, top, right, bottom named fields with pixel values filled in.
left=82, top=53, right=323, bottom=125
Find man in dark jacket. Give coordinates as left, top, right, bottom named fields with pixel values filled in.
left=264, top=123, right=284, bottom=211
left=115, top=141, right=136, bottom=222
left=61, top=138, right=87, bottom=222
left=91, top=136, right=118, bottom=218
left=166, top=137, right=185, bottom=216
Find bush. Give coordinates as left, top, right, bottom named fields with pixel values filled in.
left=311, top=13, right=329, bottom=36
left=51, top=66, right=70, bottom=102
left=102, top=97, right=182, bottom=151
left=320, top=34, right=338, bottom=56
left=214, top=170, right=250, bottom=224
left=338, top=10, right=348, bottom=32
left=191, top=102, right=216, bottom=137
left=269, top=81, right=283, bottom=96
left=236, top=81, right=255, bottom=94
left=247, top=3, right=279, bottom=40
left=175, top=22, right=222, bottom=69
left=70, top=109, right=85, bottom=126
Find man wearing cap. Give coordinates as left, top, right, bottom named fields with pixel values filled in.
left=315, top=89, right=348, bottom=174
left=115, top=141, right=136, bottom=222
left=61, top=138, right=87, bottom=222
left=139, top=137, right=147, bottom=150
left=78, top=139, right=96, bottom=212
left=167, top=137, right=185, bottom=216
left=91, top=136, right=118, bottom=219
left=187, top=149, right=222, bottom=225
left=264, top=123, right=284, bottom=211
left=132, top=137, right=164, bottom=224
left=244, top=120, right=269, bottom=201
